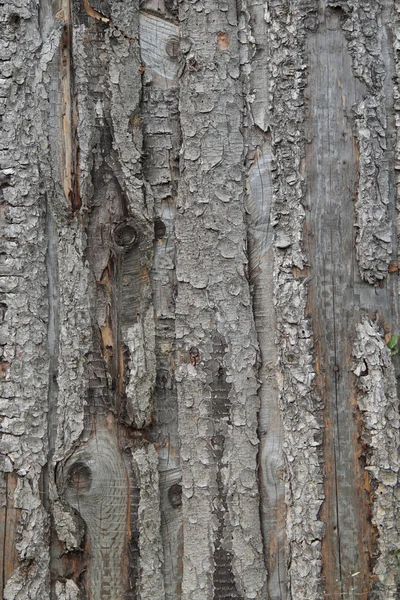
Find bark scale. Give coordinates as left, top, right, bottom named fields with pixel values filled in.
left=0, top=0, right=400, bottom=599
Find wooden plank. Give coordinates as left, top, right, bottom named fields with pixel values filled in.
left=140, top=6, right=183, bottom=597
left=50, top=0, right=163, bottom=597
left=304, top=4, right=398, bottom=597
left=247, top=142, right=287, bottom=600
left=305, top=9, right=370, bottom=597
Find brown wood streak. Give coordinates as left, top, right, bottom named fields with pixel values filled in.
left=60, top=0, right=81, bottom=212
left=0, top=473, right=21, bottom=592
left=98, top=265, right=115, bottom=377
left=304, top=6, right=374, bottom=599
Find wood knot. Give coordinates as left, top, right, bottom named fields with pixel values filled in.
left=0, top=303, right=7, bottom=322
left=165, top=36, right=180, bottom=58
left=113, top=221, right=138, bottom=248
left=66, top=461, right=92, bottom=493
left=187, top=57, right=199, bottom=72
left=9, top=13, right=21, bottom=28
left=168, top=484, right=182, bottom=508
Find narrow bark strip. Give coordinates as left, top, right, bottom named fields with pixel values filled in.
left=176, top=1, right=266, bottom=597
left=268, top=2, right=325, bottom=598
left=140, top=4, right=183, bottom=596
left=353, top=319, right=400, bottom=598
left=0, top=0, right=53, bottom=594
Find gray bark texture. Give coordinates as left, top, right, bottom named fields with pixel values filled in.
left=1, top=0, right=400, bottom=598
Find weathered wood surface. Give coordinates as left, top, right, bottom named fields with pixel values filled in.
left=305, top=3, right=400, bottom=598
left=61, top=425, right=128, bottom=599
left=246, top=141, right=286, bottom=600
left=305, top=8, right=374, bottom=596
left=1, top=0, right=400, bottom=597
left=242, top=0, right=287, bottom=596
left=267, top=3, right=326, bottom=597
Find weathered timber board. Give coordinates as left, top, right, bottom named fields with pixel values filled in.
left=141, top=5, right=183, bottom=597
left=44, top=0, right=164, bottom=596
left=242, top=4, right=287, bottom=594
left=304, top=5, right=398, bottom=598
left=247, top=142, right=287, bottom=600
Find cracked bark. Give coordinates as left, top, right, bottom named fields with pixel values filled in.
left=1, top=0, right=400, bottom=598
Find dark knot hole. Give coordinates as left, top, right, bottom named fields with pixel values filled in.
left=67, top=461, right=92, bottom=493
left=168, top=483, right=182, bottom=508
left=113, top=222, right=138, bottom=248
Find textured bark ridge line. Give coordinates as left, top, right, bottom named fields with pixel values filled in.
left=47, top=225, right=92, bottom=559
left=239, top=0, right=287, bottom=595
left=332, top=0, right=393, bottom=283
left=352, top=319, right=400, bottom=598
left=0, top=0, right=59, bottom=593
left=176, top=0, right=266, bottom=598
left=140, top=2, right=183, bottom=596
left=267, top=2, right=325, bottom=598
left=61, top=425, right=128, bottom=600
left=55, top=579, right=80, bottom=600
left=239, top=0, right=269, bottom=133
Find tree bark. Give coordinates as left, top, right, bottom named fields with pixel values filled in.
left=1, top=0, right=400, bottom=599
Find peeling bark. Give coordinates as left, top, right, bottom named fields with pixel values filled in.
left=353, top=319, right=400, bottom=597
left=175, top=1, right=266, bottom=597
left=1, top=0, right=400, bottom=598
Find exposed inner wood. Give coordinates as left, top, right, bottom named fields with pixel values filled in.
left=304, top=7, right=397, bottom=597
left=62, top=424, right=128, bottom=600
left=247, top=141, right=287, bottom=600
left=60, top=0, right=80, bottom=212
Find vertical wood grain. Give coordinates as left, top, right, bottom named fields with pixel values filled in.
left=304, top=3, right=398, bottom=597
